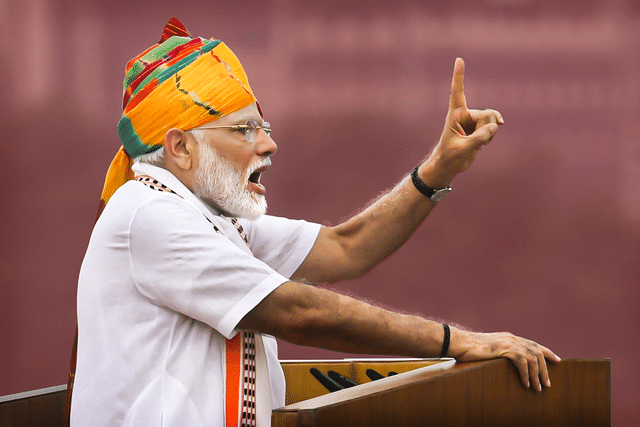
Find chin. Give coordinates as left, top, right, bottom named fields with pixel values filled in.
left=210, top=194, right=267, bottom=221
left=240, top=200, right=267, bottom=221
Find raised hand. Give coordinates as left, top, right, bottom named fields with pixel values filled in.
left=421, top=58, right=504, bottom=188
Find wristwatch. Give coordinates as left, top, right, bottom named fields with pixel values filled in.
left=410, top=166, right=452, bottom=202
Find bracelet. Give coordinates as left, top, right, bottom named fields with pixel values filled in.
left=440, top=324, right=450, bottom=358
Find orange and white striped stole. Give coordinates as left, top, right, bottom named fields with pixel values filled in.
left=225, top=331, right=257, bottom=427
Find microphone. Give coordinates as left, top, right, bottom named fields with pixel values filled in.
left=309, top=368, right=343, bottom=392
left=327, top=370, right=358, bottom=388
left=365, top=368, right=385, bottom=381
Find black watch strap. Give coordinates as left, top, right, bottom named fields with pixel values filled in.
left=410, top=166, right=452, bottom=202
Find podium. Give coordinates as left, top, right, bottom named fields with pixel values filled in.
left=274, top=358, right=610, bottom=426
left=0, top=358, right=609, bottom=426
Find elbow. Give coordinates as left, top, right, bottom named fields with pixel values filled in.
left=313, top=226, right=369, bottom=282
left=332, top=254, right=374, bottom=281
left=239, top=281, right=347, bottom=347
left=270, top=287, right=343, bottom=346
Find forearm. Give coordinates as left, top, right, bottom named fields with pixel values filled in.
left=293, top=168, right=443, bottom=283
left=328, top=172, right=438, bottom=276
left=239, top=281, right=560, bottom=391
left=238, top=281, right=446, bottom=357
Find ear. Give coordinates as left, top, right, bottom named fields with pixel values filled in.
left=163, top=128, right=194, bottom=170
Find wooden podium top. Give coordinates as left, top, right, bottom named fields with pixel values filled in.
left=273, top=358, right=610, bottom=427
left=0, top=358, right=610, bottom=427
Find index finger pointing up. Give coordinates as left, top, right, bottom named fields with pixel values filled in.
left=449, top=57, right=467, bottom=110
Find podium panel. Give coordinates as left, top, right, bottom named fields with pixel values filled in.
left=273, top=358, right=610, bottom=427
left=0, top=358, right=610, bottom=426
left=281, top=358, right=450, bottom=405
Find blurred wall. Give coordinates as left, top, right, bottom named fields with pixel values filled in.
left=1, top=0, right=638, bottom=424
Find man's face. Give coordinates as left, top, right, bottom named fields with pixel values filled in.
left=190, top=104, right=277, bottom=219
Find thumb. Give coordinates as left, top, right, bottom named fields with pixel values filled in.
left=469, top=122, right=499, bottom=149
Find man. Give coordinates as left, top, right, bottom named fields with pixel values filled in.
left=70, top=18, right=560, bottom=427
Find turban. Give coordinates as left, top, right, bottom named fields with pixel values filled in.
left=98, top=17, right=259, bottom=214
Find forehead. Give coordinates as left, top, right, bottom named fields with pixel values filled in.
left=209, top=103, right=261, bottom=126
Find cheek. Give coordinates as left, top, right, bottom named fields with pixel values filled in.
left=229, top=153, right=255, bottom=174
left=210, top=141, right=257, bottom=173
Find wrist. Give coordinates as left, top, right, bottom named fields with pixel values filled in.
left=417, top=160, right=455, bottom=190
left=411, top=165, right=452, bottom=202
left=444, top=326, right=474, bottom=360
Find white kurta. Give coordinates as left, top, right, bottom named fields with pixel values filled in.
left=71, top=163, right=321, bottom=427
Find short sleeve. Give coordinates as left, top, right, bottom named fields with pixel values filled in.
left=242, top=215, right=321, bottom=278
left=128, top=196, right=288, bottom=338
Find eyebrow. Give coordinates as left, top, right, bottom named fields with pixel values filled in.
left=231, top=116, right=263, bottom=125
left=195, top=115, right=263, bottom=130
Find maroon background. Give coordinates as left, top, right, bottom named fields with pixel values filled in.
left=1, top=0, right=638, bottom=425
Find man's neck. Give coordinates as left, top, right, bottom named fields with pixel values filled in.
left=162, top=158, right=197, bottom=193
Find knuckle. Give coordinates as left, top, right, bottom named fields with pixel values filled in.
left=515, top=354, right=528, bottom=367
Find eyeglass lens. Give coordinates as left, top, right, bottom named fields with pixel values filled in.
left=246, top=120, right=271, bottom=142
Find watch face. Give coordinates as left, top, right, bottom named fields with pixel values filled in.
left=431, top=188, right=451, bottom=202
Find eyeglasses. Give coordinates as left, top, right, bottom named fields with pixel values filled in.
left=195, top=119, right=271, bottom=143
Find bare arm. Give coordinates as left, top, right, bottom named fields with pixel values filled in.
left=292, top=58, right=504, bottom=284
left=238, top=281, right=561, bottom=392
left=239, top=281, right=443, bottom=356
left=263, top=59, right=559, bottom=392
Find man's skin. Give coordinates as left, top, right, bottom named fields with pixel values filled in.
left=161, top=58, right=560, bottom=393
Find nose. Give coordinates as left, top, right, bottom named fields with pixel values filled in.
left=255, top=129, right=277, bottom=156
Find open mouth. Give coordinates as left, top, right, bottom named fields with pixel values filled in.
left=249, top=171, right=262, bottom=184
left=249, top=164, right=269, bottom=183
left=247, top=163, right=270, bottom=194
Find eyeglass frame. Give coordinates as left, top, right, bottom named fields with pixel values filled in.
left=193, top=119, right=271, bottom=143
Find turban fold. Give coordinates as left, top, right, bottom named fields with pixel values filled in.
left=98, top=17, right=258, bottom=214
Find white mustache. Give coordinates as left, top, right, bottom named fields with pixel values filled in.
left=248, top=158, right=272, bottom=175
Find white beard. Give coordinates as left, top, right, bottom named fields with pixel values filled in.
left=192, top=143, right=268, bottom=220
